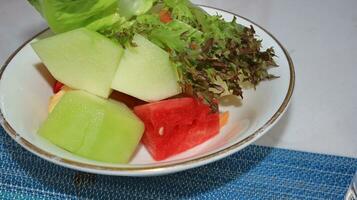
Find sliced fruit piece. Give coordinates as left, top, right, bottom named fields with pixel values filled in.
left=134, top=97, right=219, bottom=161
left=48, top=86, right=73, bottom=113
left=111, top=34, right=181, bottom=102
left=61, top=85, right=72, bottom=92
left=53, top=81, right=64, bottom=93
left=219, top=111, right=229, bottom=128
left=159, top=9, right=172, bottom=23
left=109, top=91, right=146, bottom=109
left=32, top=28, right=123, bottom=98
left=38, top=90, right=144, bottom=163
left=48, top=90, right=65, bottom=113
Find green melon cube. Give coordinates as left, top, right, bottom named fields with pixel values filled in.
left=32, top=28, right=123, bottom=98
left=111, top=34, right=181, bottom=102
left=38, top=90, right=144, bottom=163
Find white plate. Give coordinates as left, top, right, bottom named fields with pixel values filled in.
left=0, top=6, right=294, bottom=176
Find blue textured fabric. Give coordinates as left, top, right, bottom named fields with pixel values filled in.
left=0, top=127, right=356, bottom=200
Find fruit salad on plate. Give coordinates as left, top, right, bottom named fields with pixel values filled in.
left=28, top=0, right=278, bottom=163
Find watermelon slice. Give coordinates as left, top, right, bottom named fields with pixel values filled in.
left=134, top=98, right=219, bottom=161
left=53, top=81, right=64, bottom=93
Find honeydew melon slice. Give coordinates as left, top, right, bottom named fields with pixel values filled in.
left=38, top=90, right=144, bottom=163
left=32, top=28, right=123, bottom=98
left=111, top=34, right=181, bottom=102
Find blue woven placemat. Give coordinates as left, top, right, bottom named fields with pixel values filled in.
left=1, top=128, right=356, bottom=200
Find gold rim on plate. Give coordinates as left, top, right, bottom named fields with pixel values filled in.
left=0, top=6, right=295, bottom=174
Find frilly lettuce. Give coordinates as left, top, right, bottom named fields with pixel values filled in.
left=145, top=19, right=203, bottom=52
left=99, top=13, right=202, bottom=49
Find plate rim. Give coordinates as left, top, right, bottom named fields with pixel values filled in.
left=0, top=5, right=295, bottom=175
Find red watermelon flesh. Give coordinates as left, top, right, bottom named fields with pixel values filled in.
left=134, top=97, right=219, bottom=161
left=53, top=81, right=64, bottom=93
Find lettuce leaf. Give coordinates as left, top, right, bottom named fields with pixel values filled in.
left=28, top=0, right=155, bottom=33
left=99, top=12, right=203, bottom=50
left=161, top=0, right=198, bottom=27
left=28, top=0, right=119, bottom=33
left=148, top=20, right=203, bottom=51
left=118, top=0, right=156, bottom=19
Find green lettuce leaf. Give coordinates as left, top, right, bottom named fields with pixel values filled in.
left=161, top=0, right=198, bottom=26
left=148, top=20, right=203, bottom=51
left=28, top=0, right=119, bottom=33
left=28, top=0, right=42, bottom=13
left=118, top=0, right=157, bottom=19
left=86, top=13, right=121, bottom=31
left=101, top=12, right=203, bottom=50
left=27, top=0, right=156, bottom=33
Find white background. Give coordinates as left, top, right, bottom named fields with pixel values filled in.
left=0, top=0, right=356, bottom=158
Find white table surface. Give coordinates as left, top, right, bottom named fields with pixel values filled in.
left=0, top=0, right=356, bottom=158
